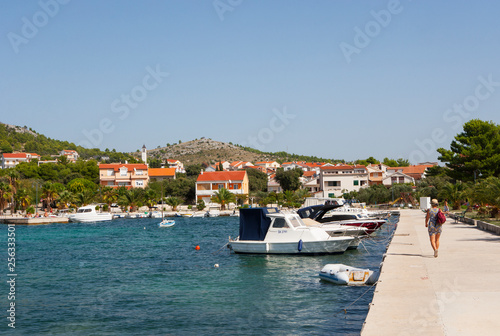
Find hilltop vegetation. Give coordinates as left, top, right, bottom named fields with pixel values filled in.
left=147, top=138, right=341, bottom=167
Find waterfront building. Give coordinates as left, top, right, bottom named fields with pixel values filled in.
left=318, top=164, right=369, bottom=198
left=148, top=168, right=176, bottom=182
left=195, top=170, right=249, bottom=204
left=382, top=171, right=415, bottom=186
left=0, top=152, right=41, bottom=169
left=99, top=163, right=149, bottom=189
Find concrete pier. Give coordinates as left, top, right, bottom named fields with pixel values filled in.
left=362, top=209, right=500, bottom=335
left=1, top=217, right=69, bottom=225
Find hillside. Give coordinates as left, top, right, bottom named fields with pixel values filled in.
left=146, top=138, right=275, bottom=166
left=145, top=138, right=339, bottom=166
left=1, top=122, right=338, bottom=165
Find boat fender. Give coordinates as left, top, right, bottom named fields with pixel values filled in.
left=298, top=239, right=303, bottom=252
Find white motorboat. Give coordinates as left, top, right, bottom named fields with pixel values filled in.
left=149, top=211, right=163, bottom=218
left=208, top=208, right=220, bottom=217
left=192, top=211, right=207, bottom=218
left=228, top=208, right=354, bottom=255
left=297, top=204, right=386, bottom=235
left=158, top=219, right=175, bottom=227
left=68, top=205, right=113, bottom=223
left=319, top=264, right=378, bottom=285
left=301, top=218, right=368, bottom=249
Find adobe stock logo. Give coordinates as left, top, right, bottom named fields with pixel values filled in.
left=7, top=0, right=71, bottom=54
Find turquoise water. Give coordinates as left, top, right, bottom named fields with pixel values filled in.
left=2, top=215, right=397, bottom=335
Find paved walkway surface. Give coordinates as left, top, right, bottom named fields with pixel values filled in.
left=362, top=209, right=500, bottom=336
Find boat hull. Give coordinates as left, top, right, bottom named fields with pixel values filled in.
left=229, top=237, right=353, bottom=255
left=319, top=264, right=378, bottom=285
left=69, top=214, right=112, bottom=223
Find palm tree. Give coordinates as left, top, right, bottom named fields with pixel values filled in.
left=165, top=196, right=183, bottom=211
left=42, top=182, right=60, bottom=211
left=119, top=188, right=144, bottom=212
left=294, top=188, right=311, bottom=205
left=471, top=177, right=500, bottom=217
left=15, top=188, right=32, bottom=212
left=438, top=181, right=468, bottom=210
left=211, top=188, right=235, bottom=210
left=144, top=188, right=159, bottom=213
left=5, top=169, right=19, bottom=213
left=101, top=187, right=118, bottom=209
left=283, top=190, right=297, bottom=207
left=0, top=181, right=12, bottom=212
left=75, top=190, right=96, bottom=207
left=57, top=190, right=75, bottom=209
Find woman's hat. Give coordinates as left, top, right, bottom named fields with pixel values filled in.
left=431, top=199, right=439, bottom=205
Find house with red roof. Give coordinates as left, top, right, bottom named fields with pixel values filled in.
left=148, top=168, right=176, bottom=182
left=165, top=159, right=185, bottom=173
left=1, top=152, right=41, bottom=169
left=254, top=161, right=280, bottom=172
left=386, top=164, right=435, bottom=183
left=229, top=160, right=253, bottom=171
left=99, top=163, right=149, bottom=189
left=59, top=149, right=79, bottom=162
left=196, top=170, right=249, bottom=204
left=319, top=164, right=368, bottom=197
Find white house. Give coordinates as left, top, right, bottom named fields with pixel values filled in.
left=1, top=152, right=41, bottom=169
left=319, top=164, right=369, bottom=198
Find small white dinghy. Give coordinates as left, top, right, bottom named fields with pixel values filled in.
left=319, top=264, right=378, bottom=286
left=158, top=219, right=175, bottom=228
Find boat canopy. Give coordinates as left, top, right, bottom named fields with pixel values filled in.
left=239, top=208, right=279, bottom=241
left=297, top=204, right=342, bottom=220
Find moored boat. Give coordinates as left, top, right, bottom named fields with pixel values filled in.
left=68, top=205, right=112, bottom=223
left=158, top=219, right=175, bottom=227
left=297, top=204, right=385, bottom=234
left=228, top=208, right=354, bottom=255
left=319, top=264, right=378, bottom=285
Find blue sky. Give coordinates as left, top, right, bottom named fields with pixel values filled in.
left=1, top=0, right=500, bottom=164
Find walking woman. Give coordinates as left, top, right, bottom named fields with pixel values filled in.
left=425, top=199, right=443, bottom=257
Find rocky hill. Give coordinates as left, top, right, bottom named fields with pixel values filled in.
left=146, top=138, right=281, bottom=166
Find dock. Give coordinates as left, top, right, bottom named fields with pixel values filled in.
left=1, top=217, right=69, bottom=225
left=362, top=209, right=500, bottom=335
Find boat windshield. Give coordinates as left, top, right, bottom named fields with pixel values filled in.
left=289, top=216, right=305, bottom=228
left=77, top=208, right=93, bottom=213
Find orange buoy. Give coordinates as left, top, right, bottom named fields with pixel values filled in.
left=195, top=245, right=200, bottom=250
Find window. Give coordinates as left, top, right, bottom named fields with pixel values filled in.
left=135, top=169, right=143, bottom=175
left=353, top=180, right=359, bottom=186
left=136, top=180, right=144, bottom=187
left=272, top=218, right=288, bottom=228
left=327, top=181, right=340, bottom=187
left=107, top=169, right=114, bottom=176
left=120, top=168, right=127, bottom=176
left=233, top=184, right=239, bottom=189
left=218, top=184, right=224, bottom=189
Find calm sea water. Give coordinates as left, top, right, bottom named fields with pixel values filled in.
left=2, top=214, right=398, bottom=336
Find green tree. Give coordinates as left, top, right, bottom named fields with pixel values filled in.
left=165, top=196, right=183, bottom=211
left=119, top=188, right=144, bottom=212
left=0, top=181, right=13, bottom=212
left=274, top=168, right=303, bottom=191
left=57, top=190, right=74, bottom=209
left=438, top=119, right=500, bottom=181
left=15, top=188, right=32, bottom=211
left=211, top=188, right=235, bottom=210
left=246, top=168, right=268, bottom=192
left=67, top=178, right=97, bottom=194
left=438, top=181, right=469, bottom=210
left=41, top=182, right=62, bottom=211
